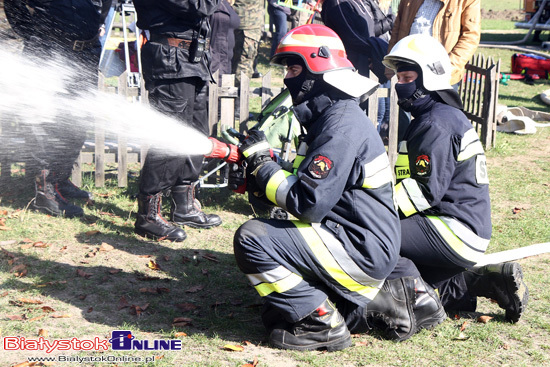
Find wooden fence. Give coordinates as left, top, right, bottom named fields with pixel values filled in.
left=459, top=54, right=501, bottom=149
left=0, top=60, right=499, bottom=188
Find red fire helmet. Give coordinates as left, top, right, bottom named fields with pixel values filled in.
left=270, top=24, right=354, bottom=74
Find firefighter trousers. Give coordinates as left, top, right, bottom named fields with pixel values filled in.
left=233, top=218, right=419, bottom=333
left=400, top=214, right=478, bottom=312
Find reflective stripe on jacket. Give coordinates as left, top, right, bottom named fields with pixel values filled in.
left=395, top=101, right=491, bottom=263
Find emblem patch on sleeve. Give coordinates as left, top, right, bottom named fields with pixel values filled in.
left=415, top=155, right=431, bottom=176
left=309, top=155, right=333, bottom=179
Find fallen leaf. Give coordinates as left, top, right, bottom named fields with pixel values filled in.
left=21, top=244, right=33, bottom=249
left=10, top=361, right=31, bottom=367
left=147, top=260, right=161, bottom=271
left=33, top=242, right=49, bottom=248
left=85, top=230, right=101, bottom=236
left=174, top=332, right=187, bottom=337
left=477, top=315, right=493, bottom=324
left=202, top=254, right=219, bottom=263
left=6, top=315, right=24, bottom=321
left=76, top=269, right=92, bottom=278
left=222, top=344, right=244, bottom=352
left=136, top=275, right=161, bottom=281
left=157, top=287, right=170, bottom=294
left=175, top=303, right=198, bottom=311
left=99, top=243, right=114, bottom=252
left=87, top=307, right=93, bottom=313
left=182, top=256, right=191, bottom=264
left=139, top=255, right=153, bottom=258
left=453, top=332, right=470, bottom=340
left=155, top=355, right=164, bottom=360
left=172, top=316, right=193, bottom=327
left=139, top=287, right=158, bottom=294
left=502, top=343, right=510, bottom=350
left=78, top=295, right=87, bottom=300
left=60, top=245, right=68, bottom=251
left=0, top=225, right=12, bottom=231
left=18, top=298, right=43, bottom=304
left=0, top=291, right=8, bottom=297
left=109, top=269, right=122, bottom=274
left=163, top=256, right=170, bottom=261
left=28, top=315, right=45, bottom=322
left=51, top=314, right=71, bottom=318
left=41, top=306, right=55, bottom=313
left=459, top=321, right=468, bottom=332
left=512, top=207, right=522, bottom=214
left=10, top=264, right=28, bottom=276
left=185, top=285, right=204, bottom=293
left=38, top=329, right=48, bottom=337
left=117, top=296, right=130, bottom=310
left=130, top=303, right=149, bottom=316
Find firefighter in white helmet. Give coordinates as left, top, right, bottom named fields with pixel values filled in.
left=232, top=25, right=446, bottom=352
left=384, top=34, right=528, bottom=322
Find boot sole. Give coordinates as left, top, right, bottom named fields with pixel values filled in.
left=416, top=305, right=447, bottom=331
left=502, top=262, right=529, bottom=323
left=134, top=228, right=187, bottom=242
left=32, top=203, right=83, bottom=218
left=269, top=332, right=352, bottom=352
left=173, top=220, right=222, bottom=229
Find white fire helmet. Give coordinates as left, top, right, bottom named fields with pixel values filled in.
left=383, top=34, right=453, bottom=92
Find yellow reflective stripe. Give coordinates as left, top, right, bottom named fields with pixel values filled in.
left=293, top=221, right=381, bottom=300
left=242, top=141, right=271, bottom=158
left=438, top=216, right=490, bottom=252
left=395, top=141, right=410, bottom=180
left=362, top=153, right=394, bottom=188
left=402, top=178, right=431, bottom=211
left=395, top=181, right=417, bottom=217
left=250, top=274, right=304, bottom=297
left=293, top=155, right=306, bottom=170
left=265, top=170, right=295, bottom=206
left=426, top=216, right=486, bottom=263
left=458, top=129, right=484, bottom=161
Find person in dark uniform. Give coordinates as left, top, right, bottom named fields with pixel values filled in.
left=4, top=0, right=112, bottom=218
left=132, top=0, right=223, bottom=242
left=384, top=34, right=529, bottom=322
left=232, top=24, right=446, bottom=352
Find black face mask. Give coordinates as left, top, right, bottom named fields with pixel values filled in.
left=395, top=80, right=426, bottom=112
left=284, top=71, right=307, bottom=104
left=395, top=80, right=418, bottom=101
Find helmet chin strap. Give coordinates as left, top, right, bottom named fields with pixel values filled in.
left=397, top=87, right=427, bottom=111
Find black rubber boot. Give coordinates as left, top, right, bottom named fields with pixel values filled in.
left=56, top=179, right=93, bottom=201
left=413, top=277, right=447, bottom=330
left=170, top=183, right=222, bottom=229
left=269, top=298, right=352, bottom=352
left=464, top=262, right=528, bottom=323
left=365, top=277, right=416, bottom=341
left=135, top=193, right=187, bottom=242
left=32, top=170, right=83, bottom=218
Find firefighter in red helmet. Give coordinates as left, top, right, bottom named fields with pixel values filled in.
left=232, top=24, right=446, bottom=351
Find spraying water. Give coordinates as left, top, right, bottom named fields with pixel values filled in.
left=0, top=48, right=213, bottom=176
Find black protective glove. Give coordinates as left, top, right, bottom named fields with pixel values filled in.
left=240, top=130, right=273, bottom=176
left=228, top=163, right=246, bottom=193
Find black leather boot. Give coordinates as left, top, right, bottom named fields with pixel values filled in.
left=269, top=298, right=352, bottom=352
left=464, top=262, right=528, bottom=323
left=365, top=277, right=416, bottom=341
left=170, top=183, right=222, bottom=229
left=135, top=193, right=187, bottom=242
left=56, top=179, right=93, bottom=201
left=32, top=170, right=83, bottom=218
left=413, top=277, right=446, bottom=330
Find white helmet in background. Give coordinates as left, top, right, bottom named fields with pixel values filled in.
left=383, top=34, right=453, bottom=92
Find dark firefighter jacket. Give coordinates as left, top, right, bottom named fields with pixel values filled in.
left=4, top=0, right=111, bottom=43
left=394, top=98, right=492, bottom=264
left=133, top=0, right=220, bottom=81
left=254, top=91, right=401, bottom=282
left=320, top=0, right=392, bottom=82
